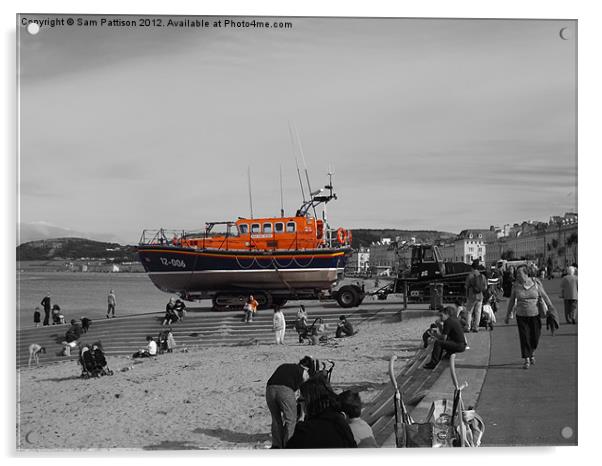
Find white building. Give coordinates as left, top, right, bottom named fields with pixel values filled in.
left=439, top=230, right=490, bottom=265
left=346, top=249, right=370, bottom=274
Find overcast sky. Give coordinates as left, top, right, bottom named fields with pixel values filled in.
left=18, top=15, right=576, bottom=244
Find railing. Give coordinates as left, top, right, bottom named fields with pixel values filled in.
left=138, top=227, right=350, bottom=251
left=139, top=229, right=189, bottom=246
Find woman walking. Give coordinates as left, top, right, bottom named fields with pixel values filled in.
left=505, top=264, right=556, bottom=369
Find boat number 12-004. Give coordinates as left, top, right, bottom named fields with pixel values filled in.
left=159, top=257, right=186, bottom=268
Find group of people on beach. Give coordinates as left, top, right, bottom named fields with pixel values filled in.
left=242, top=297, right=356, bottom=346
left=35, top=289, right=118, bottom=327
left=162, top=297, right=187, bottom=325
left=266, top=356, right=376, bottom=448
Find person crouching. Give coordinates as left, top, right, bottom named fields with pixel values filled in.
left=265, top=357, right=311, bottom=448
left=423, top=306, right=467, bottom=370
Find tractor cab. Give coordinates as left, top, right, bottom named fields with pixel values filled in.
left=408, top=244, right=445, bottom=280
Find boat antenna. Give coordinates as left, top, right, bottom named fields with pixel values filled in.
left=293, top=124, right=318, bottom=219
left=247, top=166, right=254, bottom=218
left=293, top=124, right=313, bottom=197
left=279, top=164, right=285, bottom=217
left=288, top=122, right=306, bottom=203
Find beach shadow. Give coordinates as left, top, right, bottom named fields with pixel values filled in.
left=487, top=363, right=523, bottom=370
left=455, top=363, right=488, bottom=370
left=193, top=427, right=270, bottom=444
left=333, top=381, right=388, bottom=392
left=38, top=375, right=82, bottom=382
left=143, top=440, right=202, bottom=450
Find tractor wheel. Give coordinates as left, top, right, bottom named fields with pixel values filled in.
left=336, top=286, right=360, bottom=308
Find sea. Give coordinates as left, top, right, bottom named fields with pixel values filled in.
left=16, top=270, right=191, bottom=329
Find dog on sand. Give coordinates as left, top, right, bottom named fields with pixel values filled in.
left=28, top=344, right=46, bottom=367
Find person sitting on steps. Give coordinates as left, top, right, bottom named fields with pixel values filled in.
left=423, top=306, right=467, bottom=370
left=335, top=315, right=354, bottom=338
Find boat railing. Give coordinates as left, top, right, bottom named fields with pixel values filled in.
left=139, top=227, right=348, bottom=251
left=139, top=229, right=189, bottom=246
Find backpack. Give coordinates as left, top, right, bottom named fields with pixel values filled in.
left=472, top=272, right=487, bottom=294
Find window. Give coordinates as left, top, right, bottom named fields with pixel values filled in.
left=263, top=223, right=272, bottom=234
left=251, top=223, right=260, bottom=234
left=286, top=222, right=296, bottom=233
left=275, top=222, right=284, bottom=233
left=238, top=224, right=248, bottom=234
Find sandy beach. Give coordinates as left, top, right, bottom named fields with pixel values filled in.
left=17, top=315, right=432, bottom=450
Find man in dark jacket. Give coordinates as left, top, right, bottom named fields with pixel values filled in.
left=40, top=293, right=51, bottom=326
left=335, top=315, right=354, bottom=338
left=423, top=306, right=467, bottom=369
left=266, top=357, right=311, bottom=448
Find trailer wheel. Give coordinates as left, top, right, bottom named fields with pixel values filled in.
left=254, top=292, right=273, bottom=310
left=211, top=296, right=228, bottom=312
left=336, top=286, right=360, bottom=308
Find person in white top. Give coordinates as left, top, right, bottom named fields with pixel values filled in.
left=136, top=336, right=157, bottom=357
left=273, top=306, right=286, bottom=345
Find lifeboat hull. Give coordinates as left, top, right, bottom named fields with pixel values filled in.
left=137, top=246, right=351, bottom=294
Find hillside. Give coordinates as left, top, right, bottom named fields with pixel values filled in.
left=350, top=229, right=456, bottom=249
left=16, top=230, right=455, bottom=261
left=16, top=237, right=137, bottom=262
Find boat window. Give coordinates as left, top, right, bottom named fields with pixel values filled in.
left=275, top=222, right=284, bottom=233
left=251, top=223, right=260, bottom=234
left=263, top=223, right=272, bottom=234
left=238, top=224, right=248, bottom=234
left=286, top=222, right=296, bottom=233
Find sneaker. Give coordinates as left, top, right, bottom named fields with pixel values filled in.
left=523, top=359, right=530, bottom=369
left=106, top=315, right=110, bottom=319
left=529, top=356, right=535, bottom=365
left=423, top=362, right=437, bottom=370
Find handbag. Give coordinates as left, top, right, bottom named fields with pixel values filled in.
left=534, top=280, right=548, bottom=318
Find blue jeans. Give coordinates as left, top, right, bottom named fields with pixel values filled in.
left=266, top=385, right=297, bottom=448
left=466, top=297, right=483, bottom=330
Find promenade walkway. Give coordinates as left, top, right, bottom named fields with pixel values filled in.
left=477, top=320, right=577, bottom=446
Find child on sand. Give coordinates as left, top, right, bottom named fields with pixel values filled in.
left=33, top=307, right=41, bottom=328
left=273, top=306, right=286, bottom=345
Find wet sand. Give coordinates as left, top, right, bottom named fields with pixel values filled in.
left=17, top=315, right=432, bottom=450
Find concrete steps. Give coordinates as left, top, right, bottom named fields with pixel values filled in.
left=17, top=305, right=404, bottom=368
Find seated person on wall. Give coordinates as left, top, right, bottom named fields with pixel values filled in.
left=335, top=315, right=354, bottom=338
left=174, top=299, right=187, bottom=321
left=423, top=306, right=467, bottom=370
left=61, top=319, right=83, bottom=356
left=422, top=319, right=444, bottom=348
left=162, top=298, right=179, bottom=326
